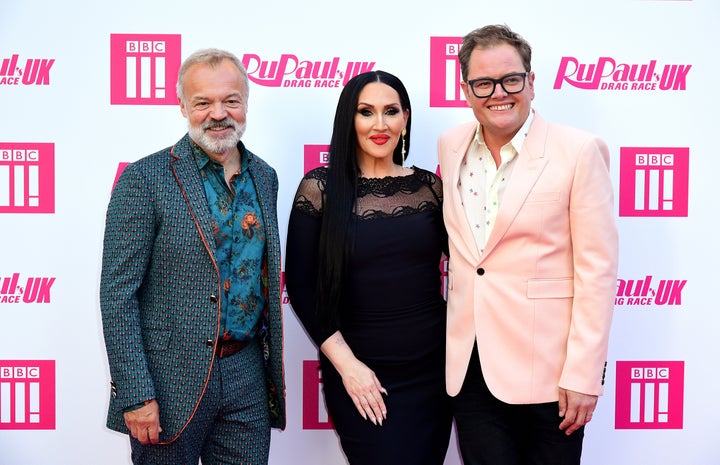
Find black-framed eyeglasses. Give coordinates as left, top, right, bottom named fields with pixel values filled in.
left=466, top=72, right=529, bottom=98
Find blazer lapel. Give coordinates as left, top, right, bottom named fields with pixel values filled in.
left=482, top=115, right=549, bottom=258
left=246, top=151, right=272, bottom=230
left=447, top=124, right=483, bottom=264
left=169, top=135, right=217, bottom=260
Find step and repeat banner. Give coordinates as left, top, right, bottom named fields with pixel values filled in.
left=1, top=0, right=717, bottom=464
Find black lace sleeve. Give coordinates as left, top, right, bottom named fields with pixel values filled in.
left=285, top=168, right=337, bottom=347
left=291, top=167, right=326, bottom=216
left=431, top=170, right=448, bottom=257
left=415, top=167, right=448, bottom=257
left=415, top=167, right=443, bottom=206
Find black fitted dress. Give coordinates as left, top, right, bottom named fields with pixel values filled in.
left=285, top=166, right=452, bottom=465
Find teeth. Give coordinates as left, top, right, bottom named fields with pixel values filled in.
left=490, top=104, right=513, bottom=111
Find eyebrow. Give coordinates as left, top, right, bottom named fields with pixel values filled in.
left=191, top=91, right=245, bottom=102
left=469, top=71, right=526, bottom=81
left=356, top=101, right=401, bottom=107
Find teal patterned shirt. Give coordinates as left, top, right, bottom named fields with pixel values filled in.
left=192, top=141, right=266, bottom=342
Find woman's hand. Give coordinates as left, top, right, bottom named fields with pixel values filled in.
left=339, top=357, right=388, bottom=425
left=321, top=331, right=388, bottom=425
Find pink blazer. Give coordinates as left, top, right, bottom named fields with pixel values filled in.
left=438, top=113, right=618, bottom=403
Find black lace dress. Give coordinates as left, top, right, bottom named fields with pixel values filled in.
left=285, top=166, right=452, bottom=465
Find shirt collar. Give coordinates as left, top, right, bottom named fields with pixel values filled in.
left=473, top=108, right=535, bottom=156
left=190, top=139, right=248, bottom=174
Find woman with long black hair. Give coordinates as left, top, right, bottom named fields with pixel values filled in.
left=285, top=70, right=451, bottom=465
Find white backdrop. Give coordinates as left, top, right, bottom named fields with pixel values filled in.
left=1, top=0, right=718, bottom=464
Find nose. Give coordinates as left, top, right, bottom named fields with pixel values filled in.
left=373, top=113, right=388, bottom=130
left=209, top=102, right=228, bottom=119
left=491, top=81, right=508, bottom=98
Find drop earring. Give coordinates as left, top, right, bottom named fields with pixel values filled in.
left=401, top=128, right=407, bottom=167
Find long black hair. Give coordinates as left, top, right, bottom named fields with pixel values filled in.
left=316, top=70, right=412, bottom=328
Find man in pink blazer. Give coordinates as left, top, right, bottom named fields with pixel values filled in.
left=438, top=25, right=618, bottom=465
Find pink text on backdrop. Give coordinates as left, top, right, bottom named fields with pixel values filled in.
left=281, top=271, right=289, bottom=306
left=0, top=54, right=55, bottom=86
left=0, top=274, right=56, bottom=304
left=615, top=276, right=687, bottom=306
left=242, top=54, right=374, bottom=88
left=554, top=57, right=691, bottom=91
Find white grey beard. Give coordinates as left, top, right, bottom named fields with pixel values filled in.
left=188, top=119, right=246, bottom=155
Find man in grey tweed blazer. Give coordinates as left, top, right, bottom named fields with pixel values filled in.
left=100, top=48, right=285, bottom=465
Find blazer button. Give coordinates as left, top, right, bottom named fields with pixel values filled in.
left=476, top=268, right=485, bottom=276
left=205, top=338, right=214, bottom=347
left=209, top=294, right=218, bottom=303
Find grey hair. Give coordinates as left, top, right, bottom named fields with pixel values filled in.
left=176, top=48, right=249, bottom=103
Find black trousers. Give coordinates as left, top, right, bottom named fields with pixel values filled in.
left=451, top=346, right=584, bottom=465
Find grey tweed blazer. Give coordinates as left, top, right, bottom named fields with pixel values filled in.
left=100, top=134, right=286, bottom=442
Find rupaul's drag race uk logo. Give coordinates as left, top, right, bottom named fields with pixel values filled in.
left=242, top=54, right=374, bottom=88
left=0, top=54, right=55, bottom=86
left=554, top=57, right=691, bottom=91
left=615, top=276, right=687, bottom=307
left=0, top=273, right=56, bottom=304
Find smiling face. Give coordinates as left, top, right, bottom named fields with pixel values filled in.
left=354, top=82, right=409, bottom=166
left=460, top=43, right=535, bottom=148
left=179, top=58, right=248, bottom=158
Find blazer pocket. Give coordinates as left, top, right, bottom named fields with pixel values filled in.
left=527, top=277, right=574, bottom=299
left=143, top=329, right=171, bottom=351
left=526, top=191, right=561, bottom=203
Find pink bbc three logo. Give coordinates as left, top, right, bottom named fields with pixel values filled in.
left=303, top=360, right=334, bottom=430
left=110, top=34, right=181, bottom=105
left=280, top=273, right=334, bottom=430
left=429, top=37, right=465, bottom=108
left=615, top=361, right=684, bottom=429
left=0, top=143, right=55, bottom=214
left=0, top=360, right=56, bottom=430
left=619, top=147, right=689, bottom=217
left=304, top=145, right=330, bottom=174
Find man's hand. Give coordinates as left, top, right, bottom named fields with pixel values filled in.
left=123, top=399, right=162, bottom=444
left=558, top=388, right=597, bottom=435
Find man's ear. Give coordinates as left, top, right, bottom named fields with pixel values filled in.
left=179, top=98, right=188, bottom=118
